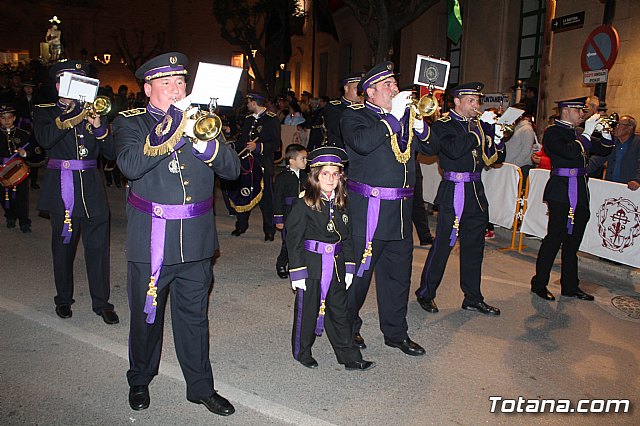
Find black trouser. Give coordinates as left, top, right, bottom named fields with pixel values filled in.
left=235, top=173, right=275, bottom=234
left=292, top=275, right=361, bottom=364
left=49, top=211, right=113, bottom=313
left=412, top=160, right=432, bottom=241
left=127, top=259, right=215, bottom=401
left=531, top=202, right=590, bottom=294
left=2, top=180, right=30, bottom=227
left=347, top=236, right=412, bottom=342
left=30, top=167, right=40, bottom=187
left=276, top=227, right=288, bottom=269
left=416, top=204, right=488, bottom=304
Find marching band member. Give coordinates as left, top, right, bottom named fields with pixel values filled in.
left=32, top=60, right=118, bottom=324
left=114, top=52, right=239, bottom=415
left=415, top=82, right=505, bottom=316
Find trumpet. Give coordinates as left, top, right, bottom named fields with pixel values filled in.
left=596, top=112, right=619, bottom=133
left=191, top=109, right=222, bottom=141
left=410, top=93, right=438, bottom=119
left=85, top=95, right=112, bottom=118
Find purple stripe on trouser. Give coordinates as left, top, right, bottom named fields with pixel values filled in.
left=551, top=168, right=587, bottom=234
left=442, top=172, right=481, bottom=246
left=293, top=289, right=304, bottom=360
left=304, top=240, right=343, bottom=336
left=347, top=180, right=413, bottom=277
left=47, top=159, right=97, bottom=244
left=127, top=191, right=213, bottom=324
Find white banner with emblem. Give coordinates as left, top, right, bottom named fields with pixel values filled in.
left=481, top=163, right=521, bottom=229
left=520, top=169, right=640, bottom=268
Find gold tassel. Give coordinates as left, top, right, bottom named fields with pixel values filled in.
left=143, top=111, right=188, bottom=156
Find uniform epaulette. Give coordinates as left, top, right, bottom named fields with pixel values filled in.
left=438, top=115, right=451, bottom=122
left=330, top=99, right=342, bottom=105
left=35, top=103, right=56, bottom=108
left=119, top=108, right=146, bottom=117
left=298, top=190, right=306, bottom=198
left=266, top=111, right=277, bottom=118
left=347, top=104, right=365, bottom=110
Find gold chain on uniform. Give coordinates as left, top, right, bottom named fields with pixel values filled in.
left=390, top=112, right=414, bottom=164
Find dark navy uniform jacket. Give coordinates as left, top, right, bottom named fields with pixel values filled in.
left=427, top=110, right=506, bottom=212
left=286, top=194, right=355, bottom=280
left=340, top=102, right=432, bottom=240
left=323, top=97, right=353, bottom=148
left=0, top=127, right=33, bottom=159
left=237, top=109, right=280, bottom=176
left=114, top=107, right=240, bottom=265
left=33, top=102, right=113, bottom=217
left=273, top=168, right=308, bottom=224
left=542, top=120, right=613, bottom=207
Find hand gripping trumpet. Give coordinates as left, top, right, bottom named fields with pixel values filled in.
left=85, top=95, right=112, bottom=118
left=409, top=92, right=438, bottom=119
left=473, top=108, right=514, bottom=138
left=190, top=98, right=223, bottom=142
left=595, top=112, right=619, bottom=133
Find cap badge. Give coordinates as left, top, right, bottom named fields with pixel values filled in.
left=170, top=56, right=177, bottom=65
left=386, top=63, right=393, bottom=71
left=75, top=63, right=81, bottom=69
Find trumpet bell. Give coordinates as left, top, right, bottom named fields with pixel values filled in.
left=412, top=94, right=438, bottom=119
left=193, top=112, right=222, bottom=141
left=87, top=95, right=112, bottom=117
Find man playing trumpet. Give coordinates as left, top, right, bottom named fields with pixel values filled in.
left=415, top=82, right=505, bottom=316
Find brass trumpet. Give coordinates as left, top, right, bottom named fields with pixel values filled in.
left=192, top=109, right=222, bottom=141
left=596, top=112, right=619, bottom=133
left=473, top=108, right=514, bottom=138
left=410, top=93, right=438, bottom=119
left=85, top=95, right=112, bottom=118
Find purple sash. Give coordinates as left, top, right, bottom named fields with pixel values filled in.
left=443, top=171, right=482, bottom=246
left=551, top=167, right=587, bottom=234
left=347, top=180, right=413, bottom=277
left=304, top=240, right=343, bottom=336
left=47, top=159, right=98, bottom=243
left=127, top=191, right=213, bottom=324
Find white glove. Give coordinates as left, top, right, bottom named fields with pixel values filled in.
left=173, top=95, right=192, bottom=111
left=480, top=111, right=498, bottom=125
left=390, top=91, right=412, bottom=120
left=601, top=130, right=612, bottom=140
left=345, top=273, right=353, bottom=290
left=582, top=113, right=600, bottom=136
left=413, top=117, right=424, bottom=132
left=291, top=279, right=306, bottom=291
left=494, top=125, right=504, bottom=139
left=184, top=118, right=197, bottom=139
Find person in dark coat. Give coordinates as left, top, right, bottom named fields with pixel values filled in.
left=286, top=146, right=374, bottom=371
left=32, top=60, right=119, bottom=324
left=273, top=143, right=308, bottom=278
left=341, top=61, right=433, bottom=356
left=530, top=98, right=614, bottom=301
left=113, top=52, right=240, bottom=416
left=322, top=72, right=362, bottom=148
left=415, top=82, right=506, bottom=316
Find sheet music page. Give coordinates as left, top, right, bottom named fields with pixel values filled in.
left=191, top=63, right=243, bottom=106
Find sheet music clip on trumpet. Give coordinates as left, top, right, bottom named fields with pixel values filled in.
left=192, top=97, right=222, bottom=141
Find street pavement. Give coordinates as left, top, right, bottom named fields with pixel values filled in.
left=1, top=181, right=639, bottom=425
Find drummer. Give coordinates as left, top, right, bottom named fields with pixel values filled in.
left=0, top=104, right=33, bottom=233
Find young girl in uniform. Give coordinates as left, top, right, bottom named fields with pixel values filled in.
left=286, top=146, right=375, bottom=371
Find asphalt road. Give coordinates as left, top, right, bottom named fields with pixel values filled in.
left=1, top=181, right=639, bottom=425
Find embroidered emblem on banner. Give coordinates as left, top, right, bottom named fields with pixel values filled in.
left=240, top=187, right=251, bottom=197
left=596, top=197, right=640, bottom=252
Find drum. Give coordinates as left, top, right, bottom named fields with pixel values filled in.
left=0, top=158, right=30, bottom=188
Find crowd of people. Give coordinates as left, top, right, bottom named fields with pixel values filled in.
left=1, top=52, right=638, bottom=418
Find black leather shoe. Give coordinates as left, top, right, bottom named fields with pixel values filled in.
left=6, top=219, right=16, bottom=228
left=384, top=338, right=426, bottom=356
left=344, top=360, right=376, bottom=371
left=299, top=358, right=318, bottom=369
left=561, top=288, right=594, bottom=301
left=264, top=233, right=275, bottom=241
left=100, top=309, right=120, bottom=324
left=531, top=287, right=555, bottom=301
left=20, top=225, right=32, bottom=233
left=353, top=333, right=366, bottom=349
left=55, top=304, right=72, bottom=319
left=231, top=228, right=246, bottom=236
left=129, top=385, right=150, bottom=411
left=462, top=301, right=501, bottom=315
left=189, top=392, right=235, bottom=416
left=276, top=265, right=289, bottom=279
left=417, top=297, right=439, bottom=313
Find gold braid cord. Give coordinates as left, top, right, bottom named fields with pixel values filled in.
left=55, top=103, right=88, bottom=130
left=390, top=113, right=413, bottom=164
left=143, top=111, right=188, bottom=156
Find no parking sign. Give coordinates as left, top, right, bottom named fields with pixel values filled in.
left=581, top=25, right=619, bottom=72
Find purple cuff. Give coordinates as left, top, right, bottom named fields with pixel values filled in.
left=289, top=268, right=308, bottom=281
left=414, top=122, right=430, bottom=140
left=381, top=115, right=401, bottom=134
left=345, top=263, right=355, bottom=275
left=192, top=139, right=218, bottom=162
left=577, top=134, right=592, bottom=152
left=93, top=122, right=108, bottom=139
left=273, top=214, right=284, bottom=225
left=253, top=142, right=263, bottom=154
